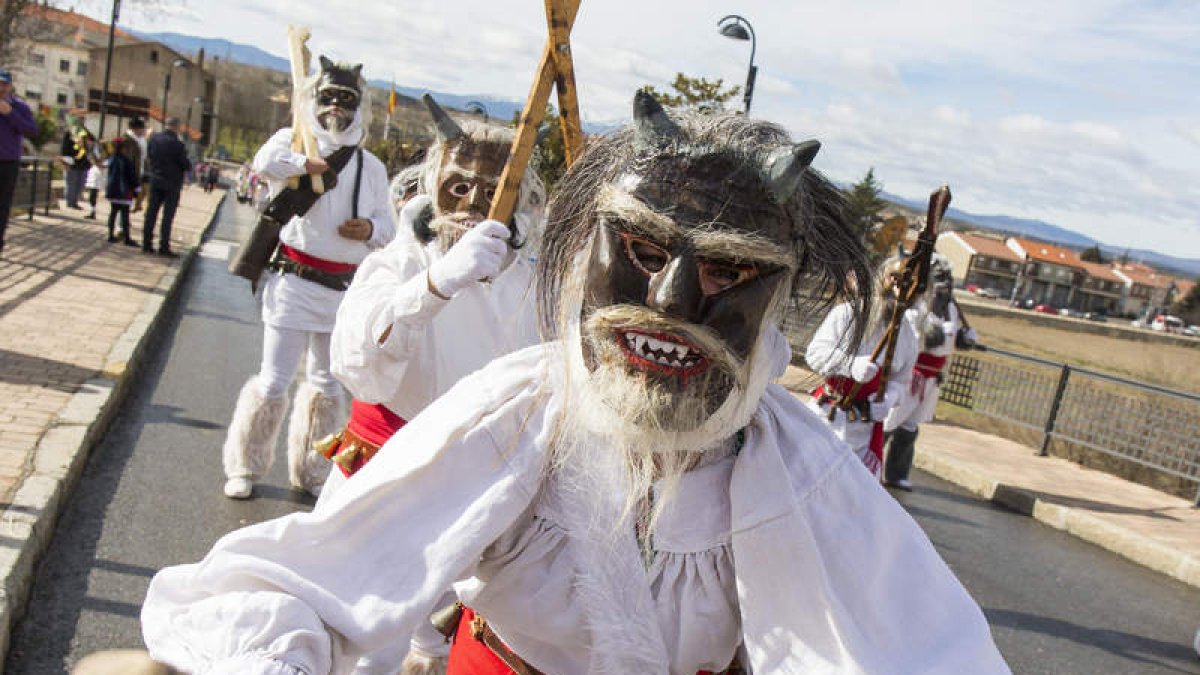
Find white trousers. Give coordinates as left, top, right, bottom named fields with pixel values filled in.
left=257, top=323, right=340, bottom=399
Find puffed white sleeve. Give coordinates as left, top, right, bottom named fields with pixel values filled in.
left=882, top=311, right=919, bottom=403
left=142, top=352, right=549, bottom=674
left=362, top=153, right=396, bottom=250
left=804, top=304, right=858, bottom=377
left=253, top=128, right=307, bottom=181
left=330, top=241, right=448, bottom=403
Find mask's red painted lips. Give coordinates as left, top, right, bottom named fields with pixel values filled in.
left=616, top=329, right=710, bottom=376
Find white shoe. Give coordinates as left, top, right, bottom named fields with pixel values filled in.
left=223, top=477, right=253, bottom=499
left=885, top=478, right=914, bottom=492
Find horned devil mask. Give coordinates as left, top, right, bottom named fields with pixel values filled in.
left=314, top=56, right=363, bottom=134
left=538, top=92, right=873, bottom=455
left=410, top=95, right=545, bottom=255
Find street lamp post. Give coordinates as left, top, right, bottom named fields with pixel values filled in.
left=160, top=58, right=189, bottom=131
left=97, top=0, right=121, bottom=140
left=717, top=14, right=757, bottom=114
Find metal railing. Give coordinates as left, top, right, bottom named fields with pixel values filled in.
left=13, top=157, right=55, bottom=219
left=941, top=346, right=1200, bottom=504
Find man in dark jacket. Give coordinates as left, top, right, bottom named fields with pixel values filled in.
left=143, top=117, right=191, bottom=257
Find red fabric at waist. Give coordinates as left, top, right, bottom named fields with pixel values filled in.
left=278, top=244, right=358, bottom=274
left=446, top=606, right=741, bottom=675
left=345, top=399, right=406, bottom=447
left=813, top=370, right=882, bottom=402
left=915, top=352, right=948, bottom=377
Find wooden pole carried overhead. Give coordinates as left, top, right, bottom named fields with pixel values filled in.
left=487, top=0, right=584, bottom=225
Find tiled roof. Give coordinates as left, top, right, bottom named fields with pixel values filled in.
left=951, top=231, right=1023, bottom=262
left=1011, top=238, right=1083, bottom=268
left=22, top=5, right=136, bottom=40
left=1114, top=263, right=1176, bottom=289
left=1075, top=260, right=1123, bottom=282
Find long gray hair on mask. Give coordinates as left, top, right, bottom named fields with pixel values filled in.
left=537, top=106, right=875, bottom=355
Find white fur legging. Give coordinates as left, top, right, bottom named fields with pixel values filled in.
left=256, top=324, right=341, bottom=399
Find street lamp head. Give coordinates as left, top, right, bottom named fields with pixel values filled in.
left=718, top=22, right=750, bottom=41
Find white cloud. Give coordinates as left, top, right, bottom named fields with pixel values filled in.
left=87, top=0, right=1200, bottom=258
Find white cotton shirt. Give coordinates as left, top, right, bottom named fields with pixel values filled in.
left=253, top=128, right=397, bottom=333
left=142, top=343, right=1009, bottom=675
left=805, top=302, right=918, bottom=455
left=330, top=238, right=540, bottom=421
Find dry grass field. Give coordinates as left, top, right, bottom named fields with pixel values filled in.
left=967, top=313, right=1200, bottom=395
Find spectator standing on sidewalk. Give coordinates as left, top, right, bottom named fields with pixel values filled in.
left=83, top=135, right=104, bottom=220
left=0, top=68, right=37, bottom=256
left=105, top=136, right=140, bottom=246
left=143, top=117, right=190, bottom=257
left=125, top=117, right=148, bottom=213
left=60, top=126, right=93, bottom=209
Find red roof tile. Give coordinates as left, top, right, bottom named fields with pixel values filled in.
left=951, top=231, right=1023, bottom=262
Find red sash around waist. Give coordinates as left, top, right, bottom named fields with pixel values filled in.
left=914, top=352, right=948, bottom=378
left=345, top=399, right=406, bottom=448
left=813, top=369, right=882, bottom=402
left=278, top=243, right=357, bottom=274
left=446, top=606, right=743, bottom=675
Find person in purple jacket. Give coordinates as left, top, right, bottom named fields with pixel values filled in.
left=0, top=68, right=38, bottom=256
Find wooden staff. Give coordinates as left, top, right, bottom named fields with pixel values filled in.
left=487, top=0, right=583, bottom=225
left=286, top=25, right=323, bottom=194
left=832, top=185, right=951, bottom=419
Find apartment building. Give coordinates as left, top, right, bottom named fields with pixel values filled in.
left=936, top=231, right=1024, bottom=297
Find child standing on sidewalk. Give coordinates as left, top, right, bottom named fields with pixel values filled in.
left=105, top=137, right=139, bottom=246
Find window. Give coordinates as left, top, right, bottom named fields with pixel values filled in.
left=76, top=61, right=88, bottom=76
left=149, top=50, right=159, bottom=64
left=30, top=53, right=45, bottom=66
left=59, top=59, right=70, bottom=73
left=25, top=89, right=41, bottom=101
left=56, top=92, right=68, bottom=105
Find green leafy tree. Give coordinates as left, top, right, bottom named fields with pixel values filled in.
left=515, top=104, right=569, bottom=191
left=640, top=73, right=741, bottom=113
left=1172, top=282, right=1200, bottom=325
left=845, top=168, right=888, bottom=243
left=1079, top=245, right=1107, bottom=263
left=32, top=106, right=57, bottom=149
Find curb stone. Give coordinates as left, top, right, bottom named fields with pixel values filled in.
left=912, top=449, right=1200, bottom=590
left=0, top=196, right=225, bottom=668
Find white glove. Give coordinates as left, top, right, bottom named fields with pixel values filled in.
left=849, top=356, right=879, bottom=383
left=942, top=321, right=957, bottom=338
left=427, top=219, right=510, bottom=298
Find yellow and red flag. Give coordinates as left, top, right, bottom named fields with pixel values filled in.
left=387, top=85, right=397, bottom=115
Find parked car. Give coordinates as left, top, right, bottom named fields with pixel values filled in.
left=973, top=287, right=1001, bottom=299
left=1150, top=314, right=1185, bottom=333
left=1033, top=304, right=1058, bottom=315
left=1084, top=311, right=1108, bottom=322
left=1182, top=325, right=1199, bottom=337
left=1058, top=308, right=1084, bottom=318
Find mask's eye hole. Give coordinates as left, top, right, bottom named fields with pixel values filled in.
left=447, top=181, right=471, bottom=198
left=621, top=233, right=671, bottom=275
left=698, top=259, right=760, bottom=295
left=484, top=187, right=497, bottom=201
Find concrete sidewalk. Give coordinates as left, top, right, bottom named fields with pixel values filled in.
left=0, top=186, right=225, bottom=661
left=780, top=366, right=1200, bottom=590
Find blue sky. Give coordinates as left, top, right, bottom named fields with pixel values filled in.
left=83, top=0, right=1200, bottom=259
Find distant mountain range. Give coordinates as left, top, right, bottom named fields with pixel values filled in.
left=132, top=30, right=524, bottom=121
left=137, top=30, right=1199, bottom=279
left=881, top=191, right=1200, bottom=278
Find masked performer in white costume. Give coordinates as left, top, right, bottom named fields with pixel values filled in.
left=142, top=93, right=1009, bottom=675
left=221, top=57, right=396, bottom=499
left=319, top=94, right=545, bottom=481
left=806, top=256, right=919, bottom=480
left=882, top=253, right=974, bottom=490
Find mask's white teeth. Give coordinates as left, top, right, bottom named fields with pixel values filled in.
left=634, top=334, right=648, bottom=353
left=645, top=336, right=664, bottom=352
left=672, top=359, right=682, bottom=367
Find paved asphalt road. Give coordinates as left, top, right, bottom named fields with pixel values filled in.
left=6, top=200, right=1200, bottom=674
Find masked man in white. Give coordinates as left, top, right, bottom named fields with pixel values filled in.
left=141, top=93, right=1009, bottom=675
left=221, top=57, right=395, bottom=500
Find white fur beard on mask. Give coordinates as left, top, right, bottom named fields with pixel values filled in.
left=429, top=213, right=469, bottom=252
left=552, top=302, right=775, bottom=530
